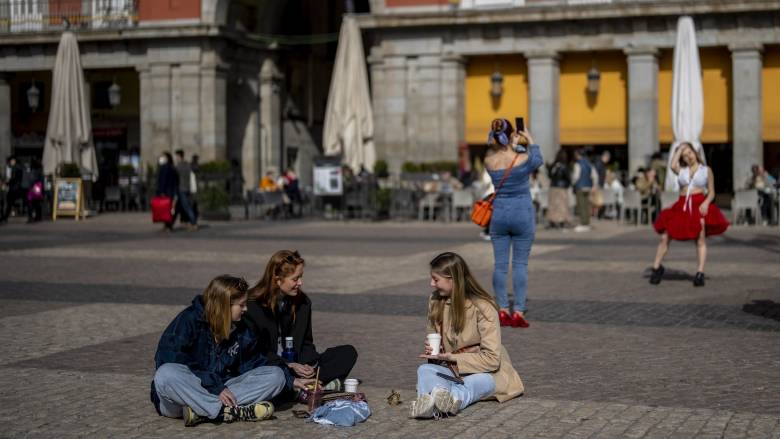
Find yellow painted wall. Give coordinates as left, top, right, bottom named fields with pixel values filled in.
left=658, top=48, right=732, bottom=143
left=763, top=46, right=780, bottom=141
left=465, top=56, right=527, bottom=144
left=559, top=52, right=626, bottom=145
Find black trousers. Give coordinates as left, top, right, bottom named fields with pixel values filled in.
left=307, top=345, right=358, bottom=385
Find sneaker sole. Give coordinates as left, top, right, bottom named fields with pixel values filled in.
left=409, top=395, right=435, bottom=419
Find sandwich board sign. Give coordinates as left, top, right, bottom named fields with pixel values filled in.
left=53, top=178, right=84, bottom=221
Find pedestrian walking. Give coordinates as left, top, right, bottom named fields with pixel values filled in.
left=571, top=149, right=598, bottom=232
left=650, top=142, right=730, bottom=287
left=174, top=149, right=198, bottom=231
left=25, top=159, right=44, bottom=223
left=155, top=152, right=178, bottom=232
left=483, top=118, right=543, bottom=328
left=410, top=252, right=524, bottom=419
left=244, top=250, right=358, bottom=400
left=1, top=156, right=24, bottom=223
left=150, top=275, right=308, bottom=427
left=546, top=149, right=572, bottom=229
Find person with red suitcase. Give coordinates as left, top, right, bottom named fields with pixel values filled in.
left=154, top=152, right=178, bottom=232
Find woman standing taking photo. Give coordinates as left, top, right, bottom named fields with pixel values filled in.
left=244, top=250, right=358, bottom=398
left=151, top=275, right=314, bottom=427
left=650, top=143, right=729, bottom=286
left=411, top=252, right=524, bottom=419
left=484, top=119, right=544, bottom=328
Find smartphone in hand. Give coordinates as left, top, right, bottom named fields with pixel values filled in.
left=515, top=117, right=525, bottom=132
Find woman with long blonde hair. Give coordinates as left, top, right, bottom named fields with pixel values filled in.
left=410, top=252, right=524, bottom=419
left=484, top=118, right=543, bottom=328
left=244, top=250, right=358, bottom=398
left=151, top=275, right=310, bottom=427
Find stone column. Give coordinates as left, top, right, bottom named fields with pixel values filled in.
left=526, top=51, right=559, bottom=164
left=200, top=64, right=228, bottom=162
left=260, top=57, right=283, bottom=174
left=173, top=64, right=202, bottom=155
left=371, top=55, right=407, bottom=174
left=408, top=55, right=443, bottom=163
left=136, top=64, right=161, bottom=173
left=731, top=44, right=763, bottom=192
left=239, top=74, right=261, bottom=191
left=625, top=47, right=659, bottom=176
left=0, top=75, right=11, bottom=162
left=439, top=54, right=466, bottom=161
left=148, top=64, right=172, bottom=161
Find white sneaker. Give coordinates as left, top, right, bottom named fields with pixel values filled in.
left=409, top=393, right=436, bottom=419
left=479, top=232, right=491, bottom=241
left=574, top=225, right=591, bottom=233
left=431, top=387, right=461, bottom=415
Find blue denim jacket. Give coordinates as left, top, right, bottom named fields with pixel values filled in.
left=150, top=295, right=292, bottom=413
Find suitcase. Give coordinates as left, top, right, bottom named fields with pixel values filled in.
left=151, top=195, right=173, bottom=223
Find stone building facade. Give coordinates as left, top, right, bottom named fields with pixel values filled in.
left=0, top=0, right=354, bottom=191
left=359, top=0, right=780, bottom=192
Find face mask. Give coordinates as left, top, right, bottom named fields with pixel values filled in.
left=158, top=157, right=167, bottom=165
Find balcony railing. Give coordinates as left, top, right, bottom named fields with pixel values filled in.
left=0, top=0, right=138, bottom=33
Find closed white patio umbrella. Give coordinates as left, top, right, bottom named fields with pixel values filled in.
left=665, top=16, right=705, bottom=192
left=42, top=31, right=97, bottom=179
left=323, top=16, right=376, bottom=173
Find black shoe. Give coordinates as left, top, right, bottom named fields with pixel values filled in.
left=693, top=272, right=705, bottom=287
left=222, top=401, right=274, bottom=423
left=183, top=406, right=207, bottom=427
left=649, top=265, right=665, bottom=285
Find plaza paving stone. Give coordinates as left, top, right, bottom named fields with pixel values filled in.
left=0, top=214, right=779, bottom=438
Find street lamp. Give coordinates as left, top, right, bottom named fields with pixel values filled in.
left=108, top=80, right=121, bottom=107
left=490, top=70, right=503, bottom=98
left=27, top=82, right=40, bottom=111
left=587, top=64, right=601, bottom=95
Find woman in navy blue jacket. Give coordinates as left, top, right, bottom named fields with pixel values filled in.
left=151, top=275, right=317, bottom=427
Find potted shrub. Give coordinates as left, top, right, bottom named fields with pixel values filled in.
left=197, top=160, right=231, bottom=220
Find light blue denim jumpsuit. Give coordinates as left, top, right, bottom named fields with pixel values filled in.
left=487, top=144, right=544, bottom=313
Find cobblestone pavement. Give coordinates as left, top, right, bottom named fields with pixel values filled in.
left=1, top=214, right=779, bottom=438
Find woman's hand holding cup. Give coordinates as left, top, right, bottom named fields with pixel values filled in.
left=425, top=333, right=442, bottom=356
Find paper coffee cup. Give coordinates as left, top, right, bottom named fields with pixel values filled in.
left=426, top=333, right=442, bottom=355
left=344, top=378, right=359, bottom=393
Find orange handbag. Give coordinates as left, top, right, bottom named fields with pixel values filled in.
left=470, top=152, right=521, bottom=227
left=470, top=195, right=495, bottom=227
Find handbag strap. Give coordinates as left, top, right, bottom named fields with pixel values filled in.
left=487, top=152, right=521, bottom=202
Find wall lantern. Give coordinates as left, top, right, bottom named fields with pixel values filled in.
left=108, top=80, right=121, bottom=107
left=27, top=82, right=40, bottom=111
left=587, top=65, right=601, bottom=95
left=490, top=70, right=504, bottom=98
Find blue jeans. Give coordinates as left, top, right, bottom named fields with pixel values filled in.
left=416, top=364, right=495, bottom=410
left=154, top=363, right=286, bottom=419
left=490, top=199, right=535, bottom=313
left=175, top=191, right=197, bottom=225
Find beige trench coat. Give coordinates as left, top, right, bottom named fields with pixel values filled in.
left=427, top=296, right=524, bottom=402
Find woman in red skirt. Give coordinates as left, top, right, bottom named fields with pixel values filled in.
left=650, top=142, right=729, bottom=286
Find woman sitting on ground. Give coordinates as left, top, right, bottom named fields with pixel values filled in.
left=411, top=252, right=524, bottom=419
left=150, top=275, right=316, bottom=427
left=244, top=250, right=358, bottom=399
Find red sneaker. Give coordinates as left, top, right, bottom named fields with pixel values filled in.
left=499, top=310, right=512, bottom=327
left=511, top=312, right=530, bottom=328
